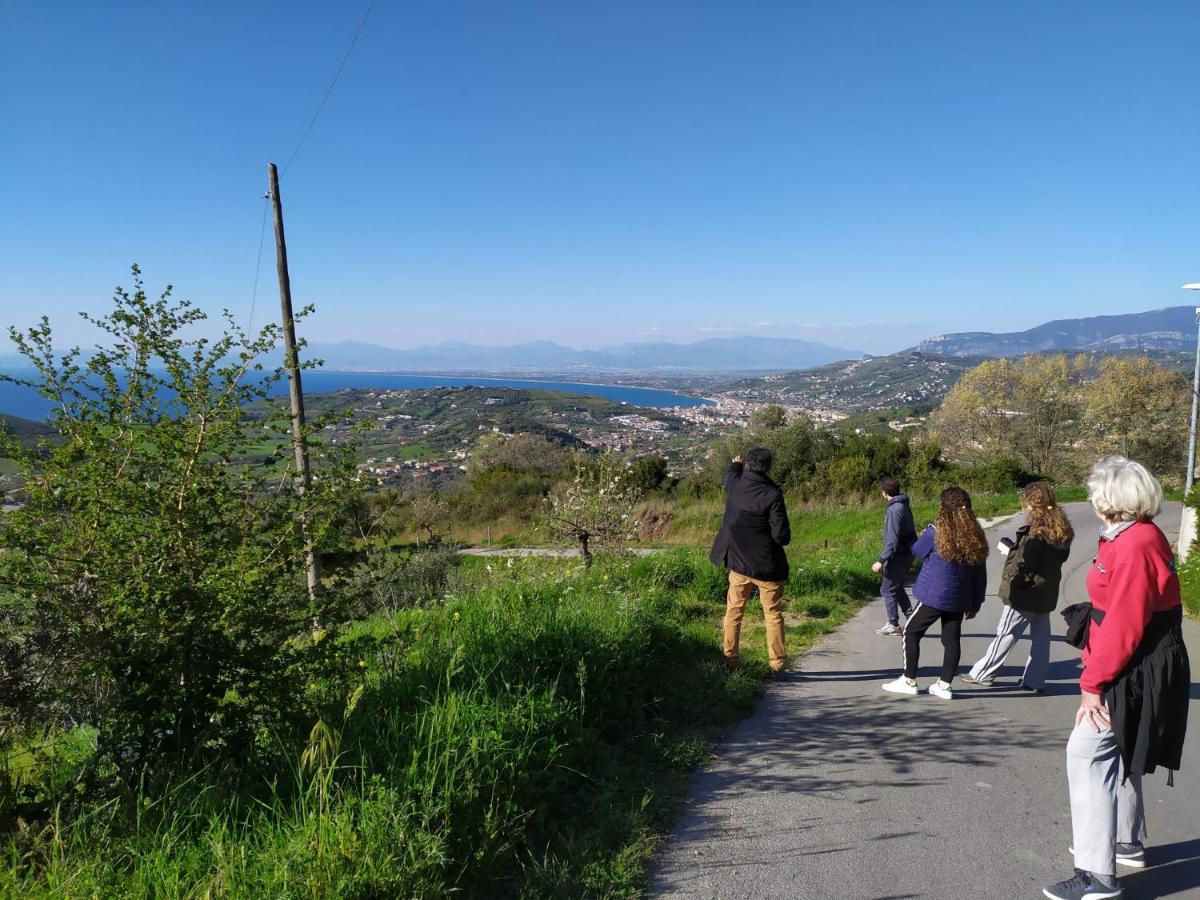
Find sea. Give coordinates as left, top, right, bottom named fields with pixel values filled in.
left=0, top=369, right=714, bottom=421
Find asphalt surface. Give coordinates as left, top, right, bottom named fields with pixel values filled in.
left=652, top=502, right=1199, bottom=900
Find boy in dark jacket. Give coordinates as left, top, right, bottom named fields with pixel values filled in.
left=872, top=478, right=917, bottom=635
left=710, top=446, right=791, bottom=674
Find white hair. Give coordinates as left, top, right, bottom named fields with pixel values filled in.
left=1085, top=455, right=1163, bottom=522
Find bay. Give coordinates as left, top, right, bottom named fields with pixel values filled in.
left=0, top=368, right=714, bottom=421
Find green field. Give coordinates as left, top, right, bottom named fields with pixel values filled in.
left=360, top=440, right=431, bottom=461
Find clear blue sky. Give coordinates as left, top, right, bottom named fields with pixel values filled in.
left=2, top=1, right=1199, bottom=355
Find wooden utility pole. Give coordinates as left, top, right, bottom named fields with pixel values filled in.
left=268, top=161, right=320, bottom=599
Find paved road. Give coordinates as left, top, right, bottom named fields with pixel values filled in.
left=652, top=502, right=1199, bottom=900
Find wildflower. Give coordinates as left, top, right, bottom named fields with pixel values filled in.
left=358, top=660, right=367, bottom=668
left=453, top=611, right=461, bottom=622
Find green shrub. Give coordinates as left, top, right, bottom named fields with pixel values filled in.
left=0, top=271, right=356, bottom=787
left=958, top=457, right=1029, bottom=493
left=342, top=546, right=462, bottom=617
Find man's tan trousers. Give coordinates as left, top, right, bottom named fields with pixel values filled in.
left=722, top=570, right=786, bottom=672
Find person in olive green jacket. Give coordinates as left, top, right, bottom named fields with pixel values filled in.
left=963, top=482, right=1073, bottom=692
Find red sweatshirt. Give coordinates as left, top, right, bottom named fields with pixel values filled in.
left=1081, top=519, right=1182, bottom=695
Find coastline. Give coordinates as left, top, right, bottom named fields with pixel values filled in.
left=0, top=368, right=718, bottom=419
left=305, top=370, right=717, bottom=408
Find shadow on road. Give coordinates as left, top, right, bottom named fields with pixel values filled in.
left=657, top=688, right=1063, bottom=891
left=1123, top=837, right=1200, bottom=899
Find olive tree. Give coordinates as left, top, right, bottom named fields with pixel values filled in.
left=1081, top=356, right=1189, bottom=483
left=930, top=355, right=1084, bottom=479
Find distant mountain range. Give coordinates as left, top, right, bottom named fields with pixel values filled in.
left=716, top=306, right=1200, bottom=416
left=261, top=306, right=1200, bottom=374
left=302, top=337, right=863, bottom=373
left=4, top=305, right=1194, bottom=379
left=912, top=306, right=1197, bottom=357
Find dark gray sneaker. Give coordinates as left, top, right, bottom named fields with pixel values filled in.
left=1069, top=842, right=1146, bottom=869
left=1114, top=842, right=1146, bottom=868
left=1043, top=869, right=1122, bottom=900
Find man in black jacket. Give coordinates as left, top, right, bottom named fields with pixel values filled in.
left=710, top=446, right=791, bottom=674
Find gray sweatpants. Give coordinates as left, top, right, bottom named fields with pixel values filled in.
left=1066, top=720, right=1146, bottom=878
left=968, top=605, right=1050, bottom=689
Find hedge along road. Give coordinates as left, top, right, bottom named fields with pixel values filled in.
left=652, top=502, right=1199, bottom=900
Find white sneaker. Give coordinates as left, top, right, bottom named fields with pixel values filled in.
left=928, top=680, right=953, bottom=700
left=882, top=676, right=919, bottom=695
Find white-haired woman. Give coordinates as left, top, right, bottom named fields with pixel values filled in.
left=1044, top=457, right=1190, bottom=900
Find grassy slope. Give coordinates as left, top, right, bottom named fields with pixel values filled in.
left=1, top=504, right=895, bottom=899
left=385, top=487, right=1037, bottom=550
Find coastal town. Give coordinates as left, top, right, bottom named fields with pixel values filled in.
left=230, top=370, right=959, bottom=492
left=273, top=385, right=744, bottom=489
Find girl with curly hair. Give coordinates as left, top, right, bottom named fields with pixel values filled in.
left=883, top=486, right=988, bottom=700
left=963, top=482, right=1073, bottom=692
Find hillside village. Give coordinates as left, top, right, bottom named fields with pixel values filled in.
left=245, top=386, right=742, bottom=488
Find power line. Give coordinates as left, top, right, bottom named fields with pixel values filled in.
left=250, top=0, right=375, bottom=331
left=247, top=193, right=270, bottom=333
left=283, top=0, right=377, bottom=175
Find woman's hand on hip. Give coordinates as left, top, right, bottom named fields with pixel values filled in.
left=1076, top=690, right=1110, bottom=732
